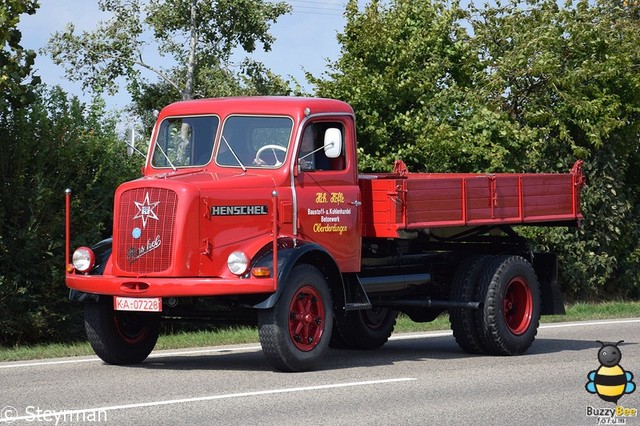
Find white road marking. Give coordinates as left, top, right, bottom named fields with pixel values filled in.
left=1, top=318, right=638, bottom=370
left=0, top=357, right=99, bottom=369
left=539, top=318, right=640, bottom=329
left=390, top=331, right=452, bottom=340
left=0, top=378, right=416, bottom=423
left=0, top=346, right=262, bottom=369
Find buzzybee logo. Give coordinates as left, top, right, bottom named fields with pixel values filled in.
left=586, top=341, right=636, bottom=404
left=585, top=340, right=637, bottom=424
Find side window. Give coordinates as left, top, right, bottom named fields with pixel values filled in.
left=298, top=122, right=345, bottom=171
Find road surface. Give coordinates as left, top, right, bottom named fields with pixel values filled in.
left=1, top=318, right=639, bottom=425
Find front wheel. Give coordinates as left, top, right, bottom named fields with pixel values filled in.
left=84, top=298, right=160, bottom=365
left=474, top=255, right=541, bottom=355
left=258, top=265, right=333, bottom=372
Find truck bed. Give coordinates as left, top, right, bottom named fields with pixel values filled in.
left=359, top=161, right=584, bottom=238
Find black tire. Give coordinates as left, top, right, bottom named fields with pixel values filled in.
left=332, top=308, right=397, bottom=350
left=449, top=256, right=491, bottom=354
left=258, top=264, right=333, bottom=372
left=329, top=321, right=350, bottom=349
left=474, top=255, right=541, bottom=355
left=85, top=298, right=161, bottom=365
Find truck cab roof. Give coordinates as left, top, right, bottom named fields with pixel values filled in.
left=159, top=96, right=355, bottom=118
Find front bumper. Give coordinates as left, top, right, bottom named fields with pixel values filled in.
left=66, top=274, right=276, bottom=298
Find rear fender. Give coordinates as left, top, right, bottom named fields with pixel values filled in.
left=252, top=238, right=345, bottom=311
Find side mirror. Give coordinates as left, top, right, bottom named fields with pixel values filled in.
left=324, top=128, right=342, bottom=159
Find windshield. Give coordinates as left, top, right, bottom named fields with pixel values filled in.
left=151, top=115, right=219, bottom=168
left=216, top=116, right=293, bottom=168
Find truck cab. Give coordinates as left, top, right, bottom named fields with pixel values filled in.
left=68, top=97, right=364, bottom=370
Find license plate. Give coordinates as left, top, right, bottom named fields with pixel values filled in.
left=114, top=296, right=162, bottom=312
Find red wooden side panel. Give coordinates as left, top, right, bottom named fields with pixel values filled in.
left=521, top=174, right=575, bottom=221
left=466, top=176, right=521, bottom=224
left=359, top=162, right=584, bottom=238
left=405, top=178, right=464, bottom=226
left=359, top=177, right=402, bottom=237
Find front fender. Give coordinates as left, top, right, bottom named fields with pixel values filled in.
left=69, top=237, right=112, bottom=303
left=90, top=237, right=113, bottom=275
left=252, top=238, right=345, bottom=310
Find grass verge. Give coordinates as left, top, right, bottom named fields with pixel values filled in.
left=0, top=301, right=638, bottom=363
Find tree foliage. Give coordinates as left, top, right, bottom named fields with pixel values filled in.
left=313, top=0, right=640, bottom=299
left=0, top=87, right=143, bottom=345
left=311, top=0, right=478, bottom=172
left=2, top=0, right=639, bottom=349
left=46, top=0, right=293, bottom=104
left=0, top=0, right=40, bottom=109
left=130, top=58, right=302, bottom=132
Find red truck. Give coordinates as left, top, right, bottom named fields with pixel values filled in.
left=65, top=97, right=584, bottom=372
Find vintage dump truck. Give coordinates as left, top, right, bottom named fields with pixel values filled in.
left=65, top=97, right=584, bottom=372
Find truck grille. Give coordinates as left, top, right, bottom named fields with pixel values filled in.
left=115, top=187, right=178, bottom=273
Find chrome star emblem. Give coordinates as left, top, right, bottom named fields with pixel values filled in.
left=133, top=192, right=160, bottom=229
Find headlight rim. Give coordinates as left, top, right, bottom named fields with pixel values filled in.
left=227, top=251, right=249, bottom=276
left=72, top=246, right=96, bottom=273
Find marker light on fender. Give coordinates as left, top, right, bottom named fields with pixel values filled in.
left=251, top=267, right=271, bottom=278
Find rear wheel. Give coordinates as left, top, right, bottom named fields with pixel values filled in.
left=474, top=255, right=540, bottom=355
left=332, top=307, right=397, bottom=350
left=84, top=298, right=160, bottom=365
left=258, top=265, right=332, bottom=372
left=449, top=256, right=491, bottom=354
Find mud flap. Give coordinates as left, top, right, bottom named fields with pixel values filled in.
left=533, top=252, right=565, bottom=315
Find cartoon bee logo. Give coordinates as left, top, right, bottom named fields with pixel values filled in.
left=586, top=340, right=636, bottom=403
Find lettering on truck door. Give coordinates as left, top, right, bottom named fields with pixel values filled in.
left=294, top=119, right=361, bottom=272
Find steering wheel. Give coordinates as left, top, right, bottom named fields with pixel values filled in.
left=254, top=144, right=287, bottom=166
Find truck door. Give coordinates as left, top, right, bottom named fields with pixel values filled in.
left=294, top=118, right=361, bottom=272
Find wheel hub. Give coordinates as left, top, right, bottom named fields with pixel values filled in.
left=503, top=277, right=533, bottom=336
left=288, top=285, right=325, bottom=351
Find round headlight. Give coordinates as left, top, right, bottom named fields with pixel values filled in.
left=227, top=251, right=249, bottom=275
left=72, top=246, right=95, bottom=273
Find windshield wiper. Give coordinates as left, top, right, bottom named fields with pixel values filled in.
left=155, top=142, right=176, bottom=171
left=221, top=135, right=246, bottom=172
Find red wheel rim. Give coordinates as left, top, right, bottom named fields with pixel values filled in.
left=114, top=312, right=149, bottom=344
left=503, top=277, right=533, bottom=335
left=288, top=285, right=325, bottom=351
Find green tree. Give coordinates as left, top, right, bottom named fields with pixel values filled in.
left=0, top=87, right=142, bottom=345
left=46, top=0, right=292, bottom=105
left=0, top=0, right=40, bottom=108
left=130, top=58, right=301, bottom=132
left=313, top=0, right=640, bottom=298
left=311, top=0, right=478, bottom=172
left=467, top=0, right=640, bottom=298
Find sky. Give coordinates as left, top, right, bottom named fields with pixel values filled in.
left=17, top=0, right=358, bottom=111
